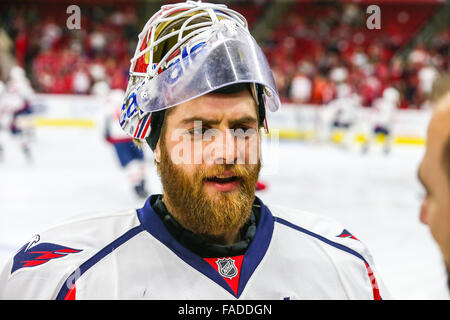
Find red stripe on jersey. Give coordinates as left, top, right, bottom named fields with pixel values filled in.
left=204, top=255, right=244, bottom=295
left=55, top=249, right=80, bottom=253
left=21, top=260, right=47, bottom=267
left=28, top=251, right=64, bottom=260
left=364, top=262, right=381, bottom=300
left=64, top=284, right=76, bottom=300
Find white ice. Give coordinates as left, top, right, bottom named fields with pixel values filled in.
left=0, top=126, right=448, bottom=299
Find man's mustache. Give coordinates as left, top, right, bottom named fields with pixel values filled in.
left=195, top=164, right=259, bottom=182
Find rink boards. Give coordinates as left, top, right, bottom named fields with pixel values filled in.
left=28, top=94, right=431, bottom=145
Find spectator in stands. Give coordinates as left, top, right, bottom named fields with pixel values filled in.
left=271, top=64, right=289, bottom=102
left=72, top=68, right=91, bottom=94
left=289, top=64, right=312, bottom=104
left=2, top=0, right=446, bottom=105
left=311, top=72, right=335, bottom=105
left=409, top=42, right=429, bottom=67
left=418, top=61, right=439, bottom=104
left=264, top=1, right=447, bottom=111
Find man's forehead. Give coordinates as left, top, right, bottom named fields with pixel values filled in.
left=171, top=92, right=257, bottom=121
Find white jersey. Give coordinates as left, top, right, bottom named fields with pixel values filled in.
left=328, top=95, right=359, bottom=125
left=0, top=195, right=390, bottom=300
left=372, top=97, right=396, bottom=129
left=101, top=89, right=130, bottom=142
left=1, top=78, right=34, bottom=113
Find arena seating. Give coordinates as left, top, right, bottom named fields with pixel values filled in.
left=0, top=0, right=447, bottom=110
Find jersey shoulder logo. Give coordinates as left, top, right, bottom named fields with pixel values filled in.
left=11, top=235, right=82, bottom=274
left=337, top=229, right=359, bottom=241
left=216, top=258, right=238, bottom=279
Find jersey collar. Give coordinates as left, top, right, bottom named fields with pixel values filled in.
left=137, top=194, right=274, bottom=298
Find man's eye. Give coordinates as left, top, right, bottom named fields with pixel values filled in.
left=232, top=126, right=256, bottom=137
left=189, top=127, right=206, bottom=136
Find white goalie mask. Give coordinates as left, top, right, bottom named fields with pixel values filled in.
left=120, top=0, right=281, bottom=142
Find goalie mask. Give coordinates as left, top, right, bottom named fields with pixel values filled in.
left=120, top=0, right=281, bottom=149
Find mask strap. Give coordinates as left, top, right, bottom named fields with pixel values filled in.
left=251, top=83, right=268, bottom=134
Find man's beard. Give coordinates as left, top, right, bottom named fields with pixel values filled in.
left=157, top=143, right=261, bottom=240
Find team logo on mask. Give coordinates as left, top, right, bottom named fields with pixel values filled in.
left=216, top=258, right=238, bottom=279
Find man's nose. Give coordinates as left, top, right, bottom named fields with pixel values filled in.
left=209, top=129, right=237, bottom=165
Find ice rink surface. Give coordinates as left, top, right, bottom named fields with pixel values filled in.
left=1, top=126, right=449, bottom=299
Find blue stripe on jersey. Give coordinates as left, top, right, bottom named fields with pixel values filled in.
left=273, top=217, right=369, bottom=265
left=237, top=197, right=273, bottom=297
left=55, top=225, right=144, bottom=300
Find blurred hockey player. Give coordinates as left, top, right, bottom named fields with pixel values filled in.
left=362, top=87, right=400, bottom=155
left=94, top=81, right=149, bottom=199
left=0, top=66, right=35, bottom=162
left=327, top=84, right=360, bottom=149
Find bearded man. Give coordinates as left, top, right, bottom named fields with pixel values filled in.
left=0, top=1, right=390, bottom=300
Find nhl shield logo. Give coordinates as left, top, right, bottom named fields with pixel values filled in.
left=216, top=258, right=238, bottom=279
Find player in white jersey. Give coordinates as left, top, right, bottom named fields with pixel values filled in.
left=327, top=84, right=360, bottom=149
left=0, top=1, right=390, bottom=300
left=0, top=66, right=35, bottom=162
left=94, top=82, right=149, bottom=198
left=362, top=87, right=400, bottom=155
